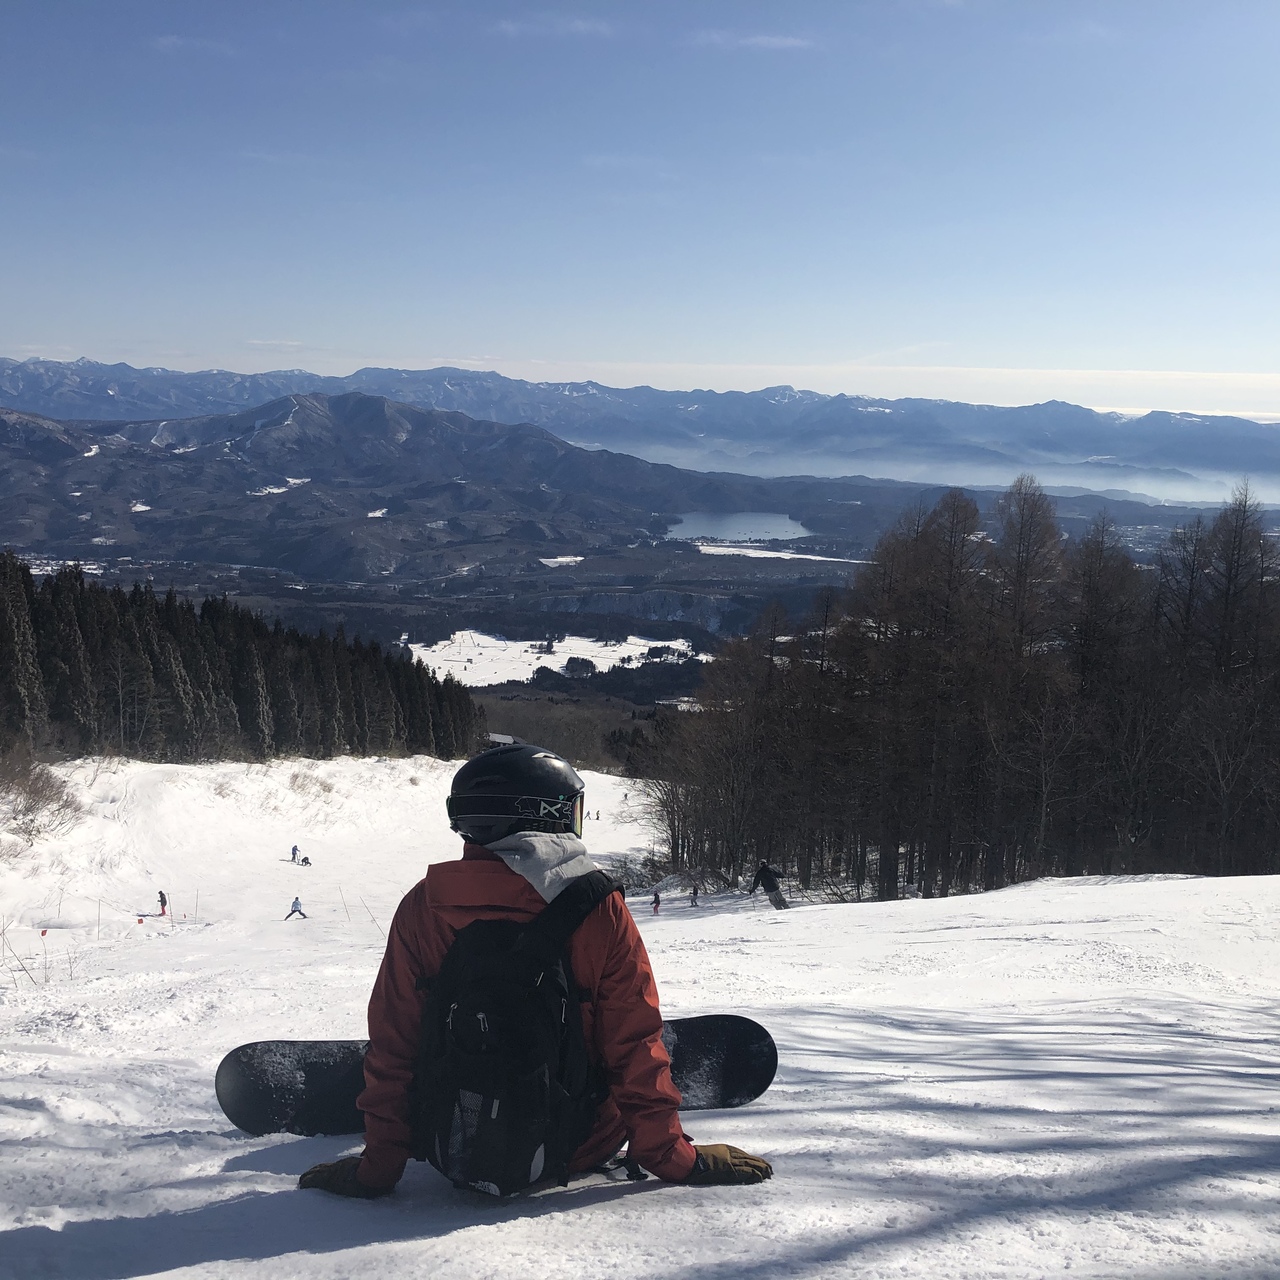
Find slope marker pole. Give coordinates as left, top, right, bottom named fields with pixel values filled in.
left=359, top=897, right=385, bottom=936
left=2, top=931, right=37, bottom=986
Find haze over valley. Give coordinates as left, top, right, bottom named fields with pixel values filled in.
left=4, top=356, right=1276, bottom=503
left=4, top=374, right=1265, bottom=656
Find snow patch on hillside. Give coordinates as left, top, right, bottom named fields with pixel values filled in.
left=410, top=630, right=695, bottom=686
left=696, top=544, right=869, bottom=564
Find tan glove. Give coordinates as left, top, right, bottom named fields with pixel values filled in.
left=298, top=1155, right=392, bottom=1199
left=684, top=1143, right=773, bottom=1185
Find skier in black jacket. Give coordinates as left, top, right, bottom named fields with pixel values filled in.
left=749, top=862, right=788, bottom=910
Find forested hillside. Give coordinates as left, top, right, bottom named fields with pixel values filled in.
left=0, top=553, right=480, bottom=762
left=642, top=477, right=1280, bottom=894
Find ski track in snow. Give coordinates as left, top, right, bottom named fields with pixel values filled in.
left=2, top=758, right=1280, bottom=1278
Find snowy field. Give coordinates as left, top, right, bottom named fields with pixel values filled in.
left=4, top=757, right=1280, bottom=1278
left=694, top=544, right=869, bottom=564
left=409, top=630, right=695, bottom=686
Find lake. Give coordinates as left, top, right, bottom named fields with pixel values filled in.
left=666, top=511, right=812, bottom=542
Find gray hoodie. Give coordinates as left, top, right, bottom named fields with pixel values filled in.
left=484, top=831, right=598, bottom=902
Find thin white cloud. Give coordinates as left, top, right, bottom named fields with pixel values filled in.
left=692, top=31, right=813, bottom=50
left=581, top=154, right=674, bottom=182
left=239, top=148, right=312, bottom=165
left=494, top=15, right=614, bottom=38
left=16, top=344, right=78, bottom=357
left=377, top=8, right=436, bottom=34
left=333, top=56, right=419, bottom=88
left=150, top=35, right=234, bottom=56
left=1023, top=18, right=1120, bottom=47
left=245, top=340, right=305, bottom=350
left=563, top=17, right=612, bottom=35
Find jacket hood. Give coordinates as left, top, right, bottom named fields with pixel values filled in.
left=484, top=831, right=597, bottom=903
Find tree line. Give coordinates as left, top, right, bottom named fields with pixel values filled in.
left=638, top=477, right=1280, bottom=897
left=0, top=553, right=481, bottom=762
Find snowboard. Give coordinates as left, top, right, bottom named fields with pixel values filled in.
left=215, top=1014, right=776, bottom=1138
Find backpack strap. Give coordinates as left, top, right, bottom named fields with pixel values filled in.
left=513, top=870, right=619, bottom=974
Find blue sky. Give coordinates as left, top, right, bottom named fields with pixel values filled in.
left=2, top=1, right=1278, bottom=414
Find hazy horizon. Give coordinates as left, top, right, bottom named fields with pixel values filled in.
left=8, top=350, right=1280, bottom=427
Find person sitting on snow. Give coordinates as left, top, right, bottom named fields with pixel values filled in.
left=299, top=744, right=772, bottom=1199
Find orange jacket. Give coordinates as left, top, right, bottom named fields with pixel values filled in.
left=357, top=844, right=696, bottom=1189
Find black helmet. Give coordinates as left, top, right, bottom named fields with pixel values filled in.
left=446, top=744, right=584, bottom=844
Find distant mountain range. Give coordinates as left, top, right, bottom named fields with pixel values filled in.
left=0, top=391, right=941, bottom=583
left=3, top=356, right=1275, bottom=501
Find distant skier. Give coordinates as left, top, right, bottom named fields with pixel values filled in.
left=652, top=891, right=661, bottom=916
left=291, top=845, right=300, bottom=864
left=300, top=856, right=311, bottom=867
left=689, top=884, right=699, bottom=907
left=158, top=890, right=168, bottom=917
left=285, top=897, right=307, bottom=920
left=750, top=861, right=788, bottom=910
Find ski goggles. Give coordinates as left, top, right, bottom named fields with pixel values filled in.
left=446, top=790, right=584, bottom=837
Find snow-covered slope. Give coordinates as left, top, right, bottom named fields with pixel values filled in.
left=3, top=758, right=1280, bottom=1278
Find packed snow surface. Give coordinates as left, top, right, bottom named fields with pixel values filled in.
left=3, top=757, right=1280, bottom=1278
left=410, top=629, right=695, bottom=687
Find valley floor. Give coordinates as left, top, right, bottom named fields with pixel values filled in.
left=2, top=758, right=1279, bottom=1279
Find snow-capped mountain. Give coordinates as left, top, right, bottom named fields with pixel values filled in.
left=3, top=357, right=1276, bottom=500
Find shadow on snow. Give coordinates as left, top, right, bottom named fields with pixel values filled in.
left=7, top=998, right=1280, bottom=1277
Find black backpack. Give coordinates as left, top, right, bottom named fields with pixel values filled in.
left=409, top=869, right=619, bottom=1196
